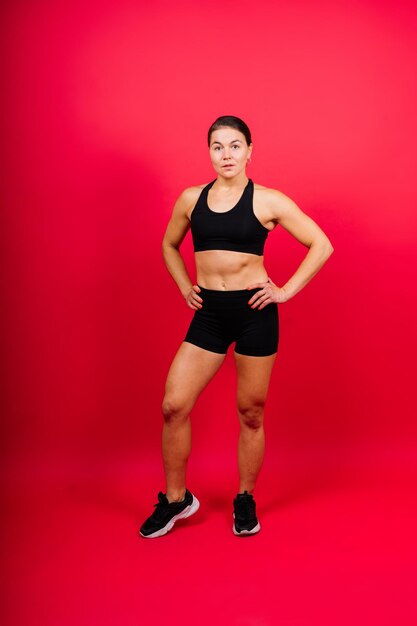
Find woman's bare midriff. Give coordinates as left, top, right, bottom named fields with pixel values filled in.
left=195, top=250, right=269, bottom=290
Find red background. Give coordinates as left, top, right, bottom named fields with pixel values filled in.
left=2, top=1, right=417, bottom=624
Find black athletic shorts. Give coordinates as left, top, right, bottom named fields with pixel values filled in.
left=184, top=286, right=279, bottom=357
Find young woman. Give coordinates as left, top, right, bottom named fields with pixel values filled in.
left=139, top=115, right=334, bottom=538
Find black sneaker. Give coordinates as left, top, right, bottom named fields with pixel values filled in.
left=139, top=488, right=200, bottom=538
left=232, top=490, right=261, bottom=536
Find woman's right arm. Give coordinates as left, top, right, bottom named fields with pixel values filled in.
left=161, top=187, right=203, bottom=310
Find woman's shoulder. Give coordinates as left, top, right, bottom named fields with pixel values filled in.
left=253, top=180, right=287, bottom=196
left=181, top=181, right=211, bottom=196
left=181, top=181, right=214, bottom=204
left=253, top=180, right=293, bottom=205
left=175, top=182, right=212, bottom=219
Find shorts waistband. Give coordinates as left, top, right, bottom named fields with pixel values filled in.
left=197, top=285, right=261, bottom=297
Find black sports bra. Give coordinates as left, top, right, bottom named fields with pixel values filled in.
left=190, top=178, right=269, bottom=256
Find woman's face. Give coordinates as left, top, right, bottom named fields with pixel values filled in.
left=208, top=126, right=252, bottom=178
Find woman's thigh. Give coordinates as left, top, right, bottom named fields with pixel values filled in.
left=164, top=341, right=226, bottom=410
left=234, top=352, right=277, bottom=409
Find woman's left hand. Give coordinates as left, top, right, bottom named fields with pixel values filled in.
left=246, top=277, right=289, bottom=309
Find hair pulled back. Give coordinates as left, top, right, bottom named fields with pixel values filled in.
left=207, top=115, right=252, bottom=147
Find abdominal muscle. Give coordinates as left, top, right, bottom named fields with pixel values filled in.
left=195, top=249, right=269, bottom=290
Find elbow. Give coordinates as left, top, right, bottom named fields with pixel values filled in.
left=324, top=243, right=334, bottom=261
left=312, top=237, right=334, bottom=260
left=161, top=240, right=169, bottom=260
left=162, top=240, right=179, bottom=258
left=161, top=242, right=170, bottom=260
left=321, top=236, right=334, bottom=257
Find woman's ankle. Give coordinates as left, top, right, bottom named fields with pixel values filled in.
left=166, top=489, right=186, bottom=503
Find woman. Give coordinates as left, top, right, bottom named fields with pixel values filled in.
left=139, top=115, right=334, bottom=538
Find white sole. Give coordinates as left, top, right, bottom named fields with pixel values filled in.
left=140, top=495, right=200, bottom=538
left=232, top=511, right=261, bottom=535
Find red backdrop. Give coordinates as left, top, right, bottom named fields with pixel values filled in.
left=2, top=1, right=417, bottom=625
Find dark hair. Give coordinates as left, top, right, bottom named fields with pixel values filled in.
left=207, top=115, right=252, bottom=147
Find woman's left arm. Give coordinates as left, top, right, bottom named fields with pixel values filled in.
left=248, top=190, right=334, bottom=308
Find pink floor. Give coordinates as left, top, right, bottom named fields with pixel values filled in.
left=2, top=450, right=417, bottom=626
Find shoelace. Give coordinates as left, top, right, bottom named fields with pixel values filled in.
left=150, top=492, right=171, bottom=521
left=235, top=496, right=256, bottom=519
left=151, top=491, right=185, bottom=522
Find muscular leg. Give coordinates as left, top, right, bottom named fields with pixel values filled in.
left=162, top=342, right=226, bottom=502
left=234, top=351, right=277, bottom=495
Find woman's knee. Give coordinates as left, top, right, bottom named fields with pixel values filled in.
left=162, top=394, right=192, bottom=422
left=237, top=400, right=265, bottom=429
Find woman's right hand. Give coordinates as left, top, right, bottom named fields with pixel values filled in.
left=185, top=285, right=203, bottom=310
